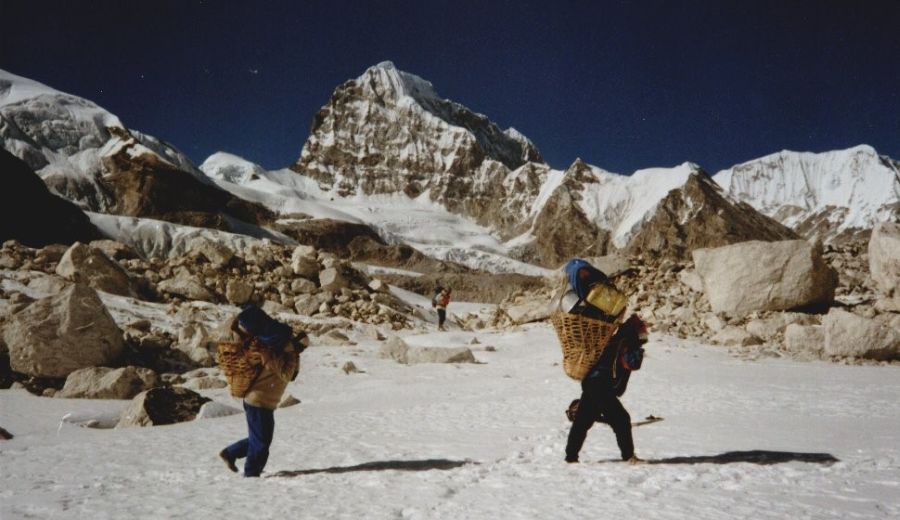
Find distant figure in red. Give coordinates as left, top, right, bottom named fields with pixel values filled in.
left=431, top=286, right=451, bottom=331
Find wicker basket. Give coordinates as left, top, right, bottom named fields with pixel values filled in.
left=549, top=287, right=621, bottom=380
left=217, top=340, right=262, bottom=398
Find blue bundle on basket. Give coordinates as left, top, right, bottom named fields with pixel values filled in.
left=551, top=259, right=628, bottom=380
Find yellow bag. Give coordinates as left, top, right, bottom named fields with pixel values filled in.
left=585, top=283, right=627, bottom=319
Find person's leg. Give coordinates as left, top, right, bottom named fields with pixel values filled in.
left=437, top=308, right=446, bottom=329
left=243, top=404, right=275, bottom=477
left=565, top=379, right=602, bottom=462
left=595, top=390, right=634, bottom=460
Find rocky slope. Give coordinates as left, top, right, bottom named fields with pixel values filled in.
left=0, top=69, right=273, bottom=233
left=715, top=145, right=900, bottom=242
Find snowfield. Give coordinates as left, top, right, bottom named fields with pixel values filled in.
left=2, top=326, right=898, bottom=519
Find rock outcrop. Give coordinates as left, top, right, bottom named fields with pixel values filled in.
left=869, top=222, right=900, bottom=312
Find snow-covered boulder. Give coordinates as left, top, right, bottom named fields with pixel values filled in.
left=692, top=240, right=836, bottom=316
left=4, top=284, right=124, bottom=378
left=869, top=222, right=900, bottom=312
left=116, top=387, right=210, bottom=428
left=407, top=346, right=477, bottom=364
left=55, top=242, right=136, bottom=297
left=823, top=309, right=900, bottom=360
left=58, top=366, right=158, bottom=399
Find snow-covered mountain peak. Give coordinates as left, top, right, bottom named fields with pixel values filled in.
left=715, top=145, right=900, bottom=240
left=200, top=152, right=267, bottom=184
left=363, top=61, right=440, bottom=103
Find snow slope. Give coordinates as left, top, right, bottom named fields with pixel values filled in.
left=715, top=145, right=900, bottom=235
left=201, top=152, right=553, bottom=276
left=2, top=327, right=897, bottom=519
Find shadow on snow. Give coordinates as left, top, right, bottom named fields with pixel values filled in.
left=602, top=450, right=839, bottom=465
left=268, top=458, right=474, bottom=478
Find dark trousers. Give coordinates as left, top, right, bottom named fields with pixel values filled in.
left=565, top=375, right=634, bottom=461
left=437, top=308, right=447, bottom=328
left=223, top=402, right=275, bottom=477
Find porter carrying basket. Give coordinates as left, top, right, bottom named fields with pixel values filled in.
left=550, top=286, right=621, bottom=380
left=217, top=339, right=262, bottom=398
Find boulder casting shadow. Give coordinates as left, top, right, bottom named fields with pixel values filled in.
left=267, top=458, right=473, bottom=478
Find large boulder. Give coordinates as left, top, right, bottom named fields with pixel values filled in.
left=55, top=242, right=137, bottom=297
left=869, top=222, right=900, bottom=312
left=116, top=387, right=210, bottom=428
left=823, top=309, right=900, bottom=360
left=692, top=240, right=836, bottom=316
left=4, top=284, right=124, bottom=377
left=58, top=366, right=158, bottom=399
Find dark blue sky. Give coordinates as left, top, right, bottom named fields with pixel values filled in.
left=2, top=0, right=898, bottom=173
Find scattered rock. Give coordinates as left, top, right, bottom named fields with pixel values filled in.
left=116, top=387, right=210, bottom=428
left=342, top=361, right=361, bottom=374
left=378, top=337, right=410, bottom=364
left=58, top=366, right=158, bottom=399
left=278, top=394, right=301, bottom=408
left=0, top=426, right=13, bottom=440
left=158, top=273, right=216, bottom=302
left=55, top=242, right=137, bottom=297
left=187, top=237, right=234, bottom=267
left=407, top=346, right=477, bottom=364
left=195, top=401, right=242, bottom=419
left=711, top=326, right=764, bottom=347
left=318, top=329, right=356, bottom=346
left=180, top=376, right=228, bottom=390
left=225, top=279, right=254, bottom=305
left=783, top=324, right=825, bottom=355
left=823, top=308, right=900, bottom=360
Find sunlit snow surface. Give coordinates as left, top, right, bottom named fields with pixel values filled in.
left=2, top=325, right=898, bottom=519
